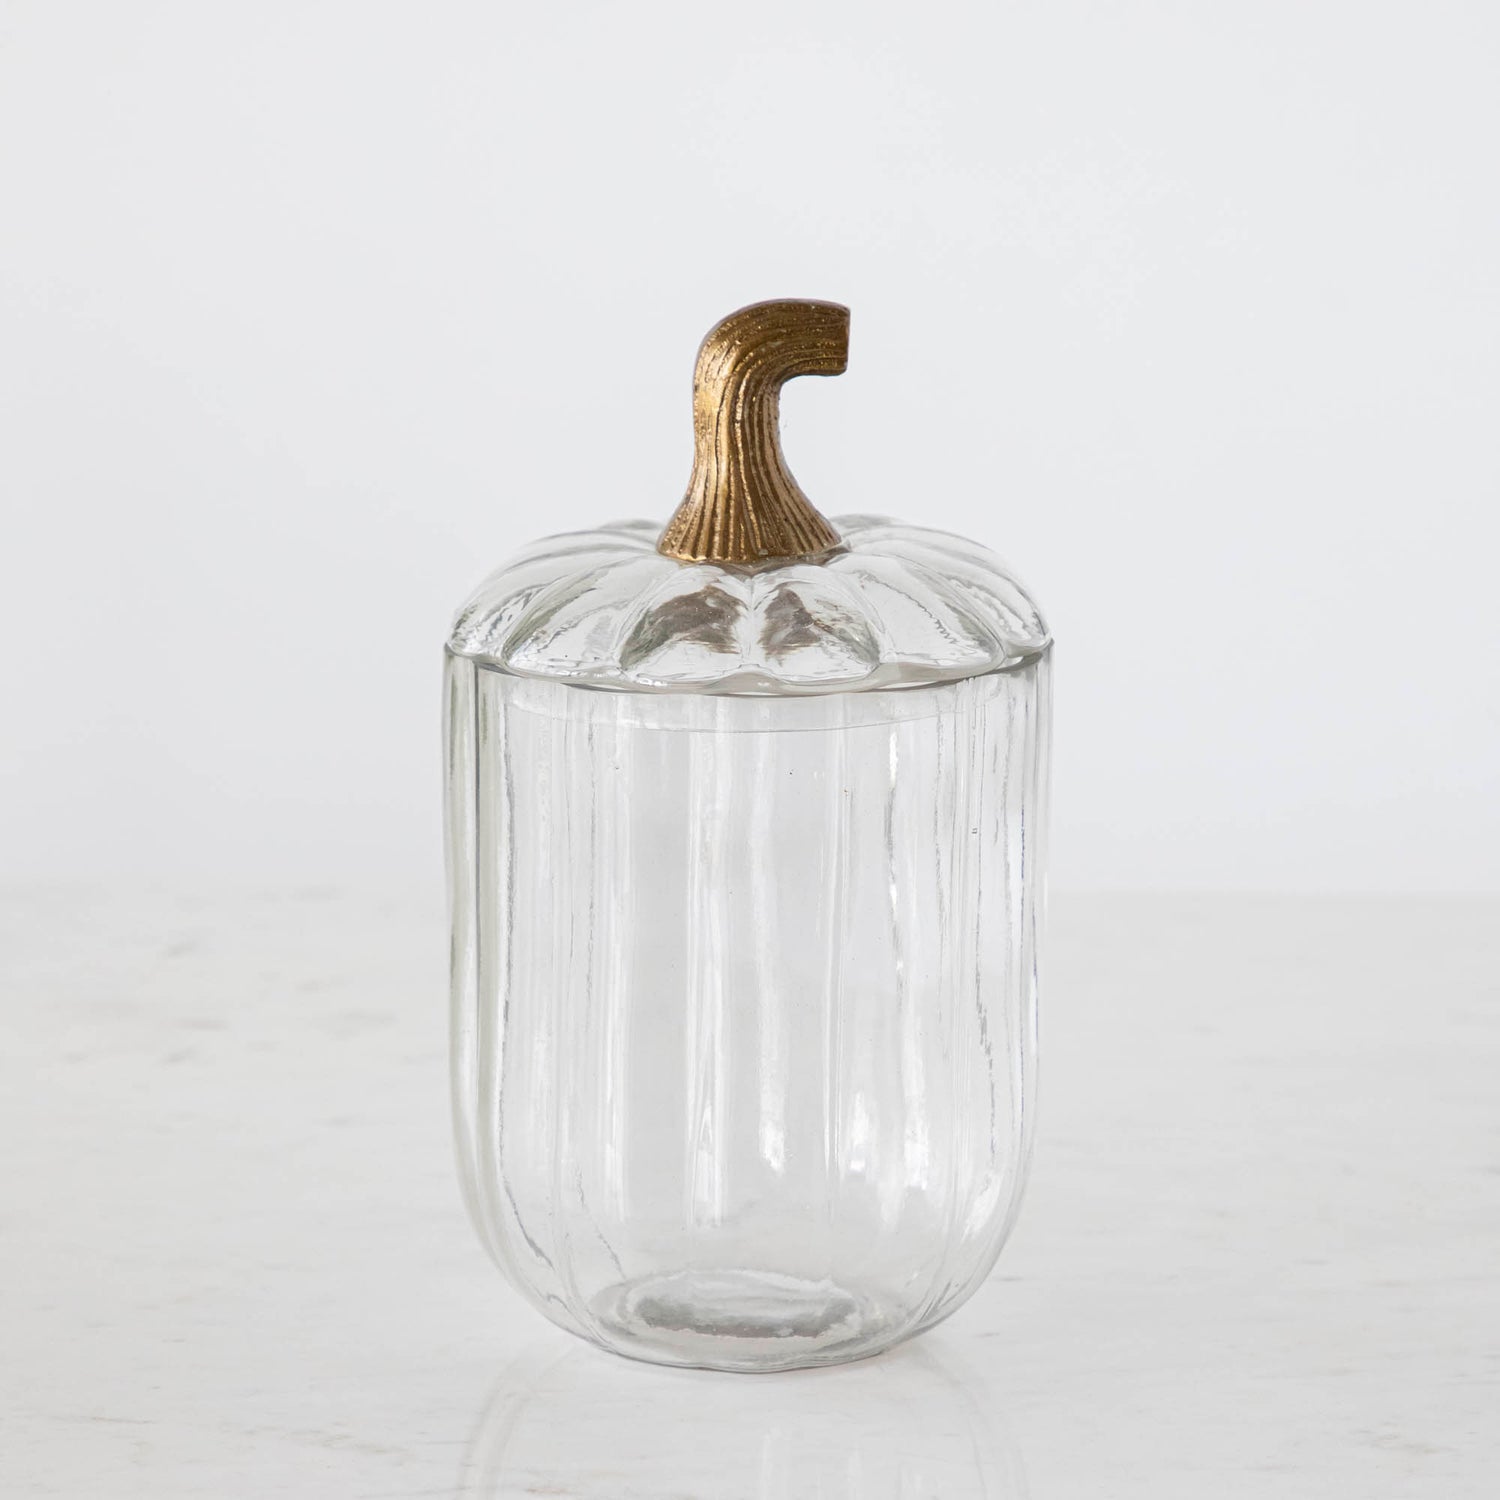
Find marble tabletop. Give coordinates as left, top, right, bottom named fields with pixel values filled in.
left=2, top=888, right=1495, bottom=1497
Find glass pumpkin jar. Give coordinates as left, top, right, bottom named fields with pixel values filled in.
left=445, top=300, right=1052, bottom=1372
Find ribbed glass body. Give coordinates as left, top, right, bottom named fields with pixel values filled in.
left=446, top=653, right=1050, bottom=1371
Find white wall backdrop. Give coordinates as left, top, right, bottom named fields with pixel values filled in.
left=3, top=1, right=1497, bottom=892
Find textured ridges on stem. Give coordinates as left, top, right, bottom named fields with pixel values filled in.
left=657, top=300, right=848, bottom=566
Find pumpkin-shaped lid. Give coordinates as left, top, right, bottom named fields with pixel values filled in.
left=449, top=300, right=1049, bottom=695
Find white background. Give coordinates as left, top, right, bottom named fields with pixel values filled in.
left=3, top=1, right=1497, bottom=892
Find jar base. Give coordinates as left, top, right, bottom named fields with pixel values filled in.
left=587, top=1268, right=905, bottom=1372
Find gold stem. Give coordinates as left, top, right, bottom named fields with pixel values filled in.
left=657, top=299, right=848, bottom=565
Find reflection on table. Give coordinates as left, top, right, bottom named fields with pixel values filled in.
left=456, top=1333, right=1026, bottom=1499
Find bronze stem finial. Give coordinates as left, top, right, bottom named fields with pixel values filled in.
left=657, top=299, right=848, bottom=566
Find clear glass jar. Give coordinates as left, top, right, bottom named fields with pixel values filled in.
left=445, top=302, right=1052, bottom=1371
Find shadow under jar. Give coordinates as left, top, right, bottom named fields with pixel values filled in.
left=445, top=301, right=1052, bottom=1372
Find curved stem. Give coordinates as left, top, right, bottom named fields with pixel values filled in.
left=657, top=300, right=848, bottom=565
